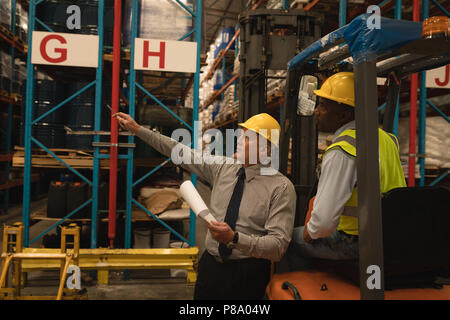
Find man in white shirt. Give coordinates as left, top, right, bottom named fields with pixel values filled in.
left=287, top=72, right=405, bottom=270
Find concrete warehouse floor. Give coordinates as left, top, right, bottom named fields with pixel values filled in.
left=0, top=175, right=212, bottom=300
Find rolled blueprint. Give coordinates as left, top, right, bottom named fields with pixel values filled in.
left=180, top=180, right=217, bottom=224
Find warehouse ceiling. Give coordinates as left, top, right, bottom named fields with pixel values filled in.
left=202, top=0, right=244, bottom=52
left=201, top=0, right=450, bottom=52
left=146, top=0, right=450, bottom=103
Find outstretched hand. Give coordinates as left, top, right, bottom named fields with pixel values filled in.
left=114, top=112, right=141, bottom=134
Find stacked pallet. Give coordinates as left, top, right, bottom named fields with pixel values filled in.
left=213, top=84, right=238, bottom=124
left=12, top=146, right=111, bottom=169
left=267, top=70, right=287, bottom=99
left=398, top=116, right=450, bottom=178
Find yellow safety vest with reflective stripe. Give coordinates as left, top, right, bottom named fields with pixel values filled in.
left=323, top=128, right=406, bottom=236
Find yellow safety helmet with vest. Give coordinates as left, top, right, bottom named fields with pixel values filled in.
left=315, top=71, right=406, bottom=235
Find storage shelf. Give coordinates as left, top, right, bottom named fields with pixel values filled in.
left=201, top=49, right=236, bottom=85
left=0, top=93, right=22, bottom=107
left=200, top=74, right=239, bottom=111
left=203, top=110, right=238, bottom=131
left=0, top=173, right=39, bottom=191
left=12, top=146, right=117, bottom=170
left=31, top=207, right=189, bottom=223
left=0, top=24, right=27, bottom=55
left=134, top=157, right=175, bottom=168
left=0, top=153, right=13, bottom=163
left=201, top=29, right=240, bottom=85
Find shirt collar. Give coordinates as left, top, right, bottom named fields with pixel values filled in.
left=333, top=120, right=356, bottom=142
left=243, top=164, right=267, bottom=182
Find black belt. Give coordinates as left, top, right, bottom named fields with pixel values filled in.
left=339, top=230, right=359, bottom=242
left=207, top=250, right=269, bottom=264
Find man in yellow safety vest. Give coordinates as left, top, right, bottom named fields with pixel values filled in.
left=287, top=72, right=406, bottom=270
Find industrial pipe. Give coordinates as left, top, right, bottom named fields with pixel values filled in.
left=108, top=0, right=122, bottom=247
left=408, top=0, right=420, bottom=186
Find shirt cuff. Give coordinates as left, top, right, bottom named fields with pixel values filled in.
left=235, top=231, right=251, bottom=252
left=306, top=223, right=317, bottom=240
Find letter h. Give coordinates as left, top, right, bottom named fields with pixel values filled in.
left=143, top=41, right=166, bottom=69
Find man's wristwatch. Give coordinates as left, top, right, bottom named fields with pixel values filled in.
left=226, top=232, right=239, bottom=249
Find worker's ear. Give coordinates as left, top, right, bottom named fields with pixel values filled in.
left=339, top=104, right=354, bottom=123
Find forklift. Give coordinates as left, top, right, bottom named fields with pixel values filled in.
left=268, top=14, right=450, bottom=300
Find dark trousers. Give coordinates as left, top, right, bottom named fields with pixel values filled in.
left=194, top=250, right=271, bottom=300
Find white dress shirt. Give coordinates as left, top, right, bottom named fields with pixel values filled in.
left=306, top=121, right=358, bottom=239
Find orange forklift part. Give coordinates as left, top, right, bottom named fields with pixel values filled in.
left=266, top=270, right=450, bottom=300
left=422, top=16, right=449, bottom=38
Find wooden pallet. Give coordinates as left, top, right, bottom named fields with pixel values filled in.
left=12, top=146, right=110, bottom=169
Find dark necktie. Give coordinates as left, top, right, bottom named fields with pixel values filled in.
left=219, top=167, right=246, bottom=261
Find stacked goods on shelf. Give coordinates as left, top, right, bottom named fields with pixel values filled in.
left=0, top=0, right=11, bottom=29
left=33, top=79, right=67, bottom=149
left=123, top=0, right=193, bottom=47
left=0, top=54, right=25, bottom=97
left=398, top=116, right=450, bottom=178
left=36, top=0, right=101, bottom=34
left=213, top=27, right=235, bottom=58
left=266, top=70, right=287, bottom=100
left=65, top=81, right=95, bottom=150
left=233, top=55, right=240, bottom=76
left=193, top=27, right=238, bottom=128
left=0, top=107, right=9, bottom=153
left=214, top=84, right=238, bottom=124
left=47, top=179, right=109, bottom=219
left=14, top=1, right=28, bottom=42
left=13, top=59, right=26, bottom=96
left=266, top=0, right=285, bottom=9
left=135, top=104, right=193, bottom=159
left=138, top=104, right=193, bottom=128
left=198, top=44, right=218, bottom=108
left=199, top=105, right=215, bottom=129
left=19, top=77, right=100, bottom=150
left=0, top=48, right=11, bottom=95
left=198, top=44, right=216, bottom=128
left=35, top=0, right=115, bottom=47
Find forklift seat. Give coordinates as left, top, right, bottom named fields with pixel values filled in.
left=322, top=186, right=450, bottom=288
left=266, top=187, right=450, bottom=299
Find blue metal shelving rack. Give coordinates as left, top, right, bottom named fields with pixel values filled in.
left=22, top=0, right=105, bottom=247
left=22, top=0, right=202, bottom=250
left=126, top=0, right=202, bottom=249
left=1, top=0, right=20, bottom=214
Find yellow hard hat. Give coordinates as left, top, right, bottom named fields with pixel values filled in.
left=238, top=113, right=281, bottom=146
left=314, top=72, right=355, bottom=107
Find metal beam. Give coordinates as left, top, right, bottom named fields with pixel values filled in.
left=18, top=247, right=198, bottom=284
left=354, top=60, right=385, bottom=300
left=382, top=74, right=401, bottom=133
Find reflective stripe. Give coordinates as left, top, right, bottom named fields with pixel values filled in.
left=387, top=133, right=399, bottom=150
left=333, top=135, right=356, bottom=148
left=342, top=206, right=358, bottom=217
